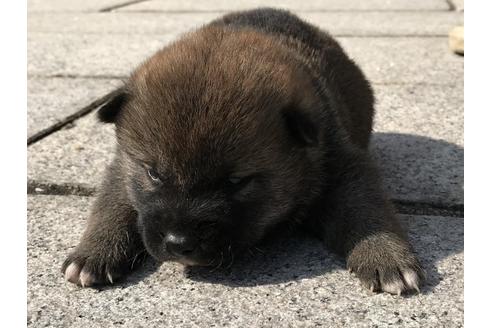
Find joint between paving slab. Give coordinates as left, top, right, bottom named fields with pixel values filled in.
left=27, top=180, right=96, bottom=197
left=393, top=200, right=463, bottom=218
left=27, top=87, right=122, bottom=146
left=28, top=31, right=452, bottom=38
left=30, top=78, right=458, bottom=87
left=335, top=34, right=449, bottom=38
left=28, top=73, right=126, bottom=80
left=28, top=180, right=464, bottom=218
left=112, top=9, right=453, bottom=14
left=445, top=0, right=456, bottom=11
left=99, top=0, right=150, bottom=12
left=26, top=77, right=459, bottom=145
left=372, top=81, right=459, bottom=86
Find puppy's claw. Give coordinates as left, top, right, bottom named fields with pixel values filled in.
left=350, top=264, right=424, bottom=295
left=63, top=257, right=127, bottom=287
left=107, top=272, right=114, bottom=284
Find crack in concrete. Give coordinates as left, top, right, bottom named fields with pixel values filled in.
left=27, top=87, right=123, bottom=146
left=27, top=180, right=464, bottom=218
left=99, top=0, right=150, bottom=13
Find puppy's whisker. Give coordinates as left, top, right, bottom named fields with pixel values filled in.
left=254, top=247, right=265, bottom=254
left=210, top=252, right=224, bottom=272
left=130, top=249, right=146, bottom=270
left=225, top=245, right=235, bottom=270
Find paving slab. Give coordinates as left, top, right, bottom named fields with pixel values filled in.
left=28, top=78, right=122, bottom=138
left=28, top=0, right=140, bottom=12
left=372, top=83, right=463, bottom=205
left=28, top=33, right=162, bottom=78
left=27, top=195, right=463, bottom=327
left=116, top=0, right=450, bottom=12
left=373, top=84, right=463, bottom=147
left=337, top=37, right=463, bottom=85
left=28, top=111, right=115, bottom=188
left=27, top=83, right=463, bottom=204
left=28, top=11, right=463, bottom=36
left=28, top=33, right=463, bottom=84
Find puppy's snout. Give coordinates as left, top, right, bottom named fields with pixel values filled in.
left=163, top=233, right=197, bottom=257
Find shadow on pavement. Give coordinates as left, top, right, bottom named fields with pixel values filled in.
left=372, top=132, right=463, bottom=205
left=121, top=133, right=464, bottom=294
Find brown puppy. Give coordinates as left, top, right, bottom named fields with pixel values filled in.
left=62, top=8, right=424, bottom=294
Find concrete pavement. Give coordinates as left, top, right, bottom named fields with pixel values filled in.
left=27, top=0, right=464, bottom=327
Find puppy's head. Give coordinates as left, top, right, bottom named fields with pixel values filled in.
left=98, top=28, right=328, bottom=266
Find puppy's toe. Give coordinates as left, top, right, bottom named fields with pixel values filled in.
left=348, top=234, right=425, bottom=295
left=64, top=262, right=82, bottom=284
left=61, top=251, right=122, bottom=287
left=359, top=265, right=423, bottom=295
left=380, top=278, right=406, bottom=295
left=79, top=269, right=97, bottom=287
left=381, top=267, right=423, bottom=295
left=62, top=258, right=98, bottom=287
left=402, top=268, right=421, bottom=292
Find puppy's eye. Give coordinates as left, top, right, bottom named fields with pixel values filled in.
left=147, top=168, right=161, bottom=182
left=228, top=177, right=243, bottom=184
left=228, top=176, right=253, bottom=189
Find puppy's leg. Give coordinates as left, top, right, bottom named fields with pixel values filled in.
left=61, top=161, right=145, bottom=287
left=307, top=150, right=425, bottom=295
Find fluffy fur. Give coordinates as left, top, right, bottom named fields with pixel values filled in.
left=62, top=8, right=424, bottom=294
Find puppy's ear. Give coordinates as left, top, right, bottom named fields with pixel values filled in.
left=283, top=106, right=319, bottom=147
left=97, top=87, right=128, bottom=123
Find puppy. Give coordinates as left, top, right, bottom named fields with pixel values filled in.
left=62, top=8, right=424, bottom=294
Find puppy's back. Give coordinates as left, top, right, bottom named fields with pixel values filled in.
left=212, top=8, right=375, bottom=149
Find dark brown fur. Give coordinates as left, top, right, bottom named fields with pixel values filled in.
left=62, top=8, right=424, bottom=294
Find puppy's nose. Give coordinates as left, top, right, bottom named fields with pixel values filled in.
left=163, top=233, right=197, bottom=257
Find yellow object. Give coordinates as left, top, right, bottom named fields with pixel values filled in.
left=449, top=26, right=464, bottom=55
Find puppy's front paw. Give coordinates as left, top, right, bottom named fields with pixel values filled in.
left=61, top=245, right=133, bottom=287
left=347, top=233, right=425, bottom=295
